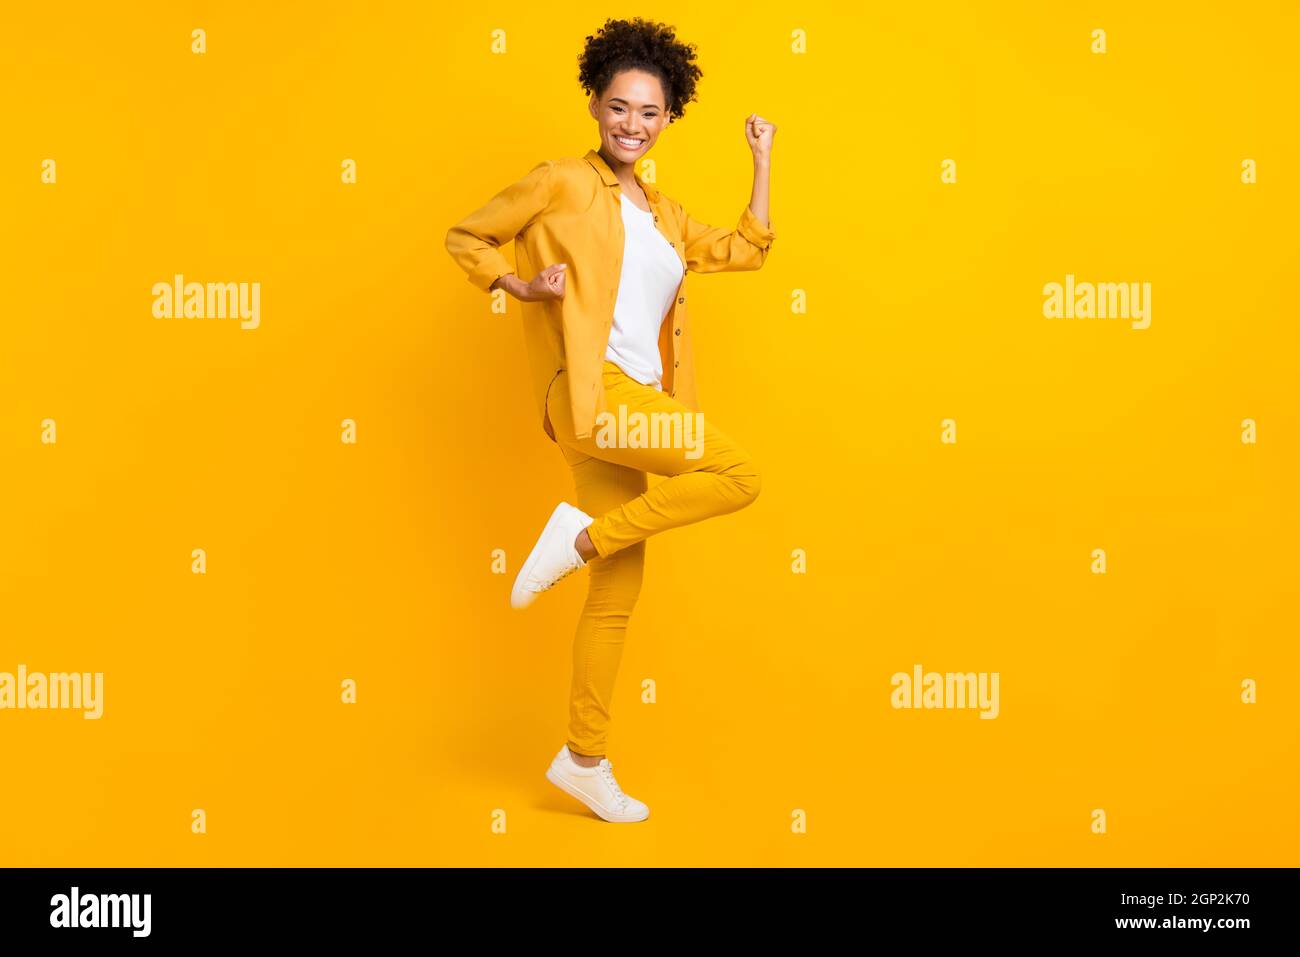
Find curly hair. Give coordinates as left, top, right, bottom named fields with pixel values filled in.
left=577, top=17, right=702, bottom=123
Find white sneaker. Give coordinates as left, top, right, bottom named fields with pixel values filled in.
left=545, top=744, right=650, bottom=823
left=510, top=502, right=594, bottom=609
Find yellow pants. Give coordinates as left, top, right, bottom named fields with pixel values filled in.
left=545, top=360, right=762, bottom=757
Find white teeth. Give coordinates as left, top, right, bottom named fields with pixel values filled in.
left=616, top=136, right=643, bottom=147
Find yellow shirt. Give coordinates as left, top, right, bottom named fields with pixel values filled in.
left=445, top=147, right=777, bottom=442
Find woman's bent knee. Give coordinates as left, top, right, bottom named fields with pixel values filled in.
left=723, top=456, right=761, bottom=509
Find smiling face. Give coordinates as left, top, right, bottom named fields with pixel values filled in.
left=588, top=68, right=670, bottom=168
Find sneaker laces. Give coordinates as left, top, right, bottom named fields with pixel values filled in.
left=537, top=560, right=580, bottom=592
left=598, top=760, right=629, bottom=807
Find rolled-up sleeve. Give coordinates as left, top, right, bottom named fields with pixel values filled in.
left=445, top=160, right=556, bottom=292
left=678, top=200, right=776, bottom=273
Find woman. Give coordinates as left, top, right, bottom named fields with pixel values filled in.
left=445, top=17, right=777, bottom=823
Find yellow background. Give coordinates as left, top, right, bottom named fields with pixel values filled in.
left=1, top=2, right=1296, bottom=866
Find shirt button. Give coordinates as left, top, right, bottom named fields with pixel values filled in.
left=674, top=328, right=681, bottom=335
left=678, top=297, right=685, bottom=304
left=674, top=360, right=679, bottom=368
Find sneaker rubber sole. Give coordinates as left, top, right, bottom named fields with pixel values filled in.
left=545, top=764, right=650, bottom=823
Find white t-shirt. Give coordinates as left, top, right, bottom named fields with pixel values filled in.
left=604, top=192, right=685, bottom=390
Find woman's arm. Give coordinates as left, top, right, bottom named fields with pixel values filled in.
left=748, top=157, right=770, bottom=230
left=445, top=160, right=555, bottom=294
left=678, top=197, right=776, bottom=273
left=746, top=112, right=775, bottom=228
left=678, top=113, right=777, bottom=273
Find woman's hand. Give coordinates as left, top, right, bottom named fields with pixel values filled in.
left=745, top=113, right=777, bottom=164
left=521, top=263, right=567, bottom=302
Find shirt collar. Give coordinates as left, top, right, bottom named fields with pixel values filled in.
left=583, top=147, right=660, bottom=202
